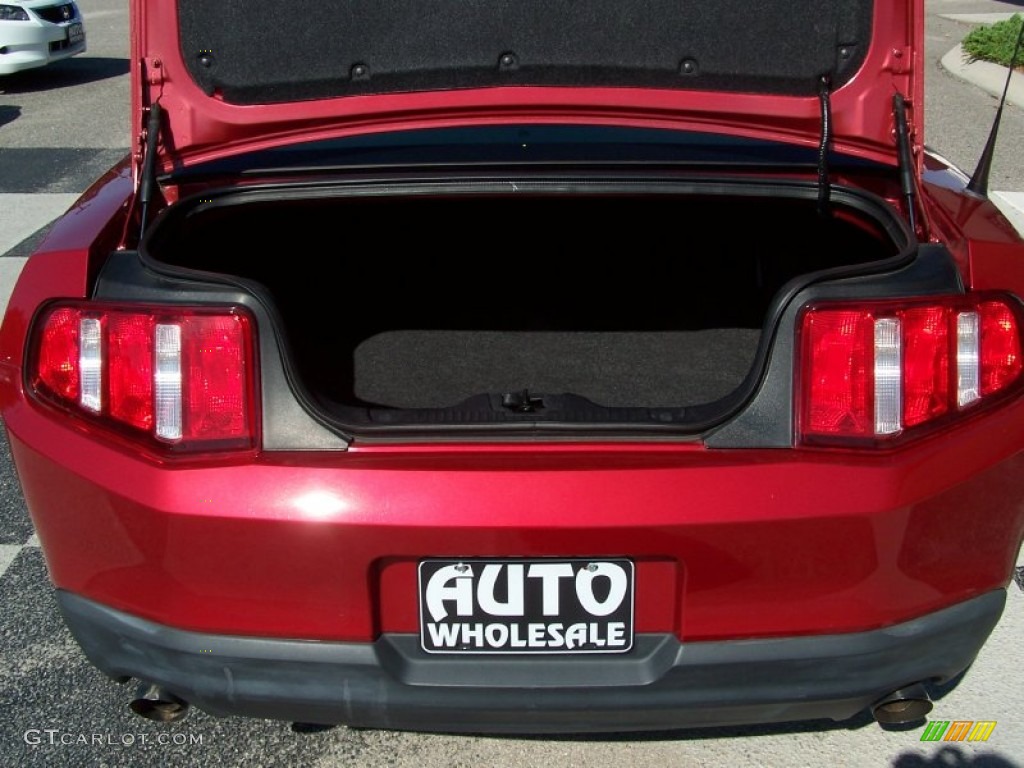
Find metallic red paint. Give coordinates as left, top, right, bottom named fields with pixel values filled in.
left=6, top=383, right=1024, bottom=642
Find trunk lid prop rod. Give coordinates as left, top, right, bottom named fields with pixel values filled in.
left=892, top=92, right=919, bottom=236
left=139, top=101, right=164, bottom=238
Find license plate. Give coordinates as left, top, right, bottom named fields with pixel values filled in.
left=66, top=23, right=84, bottom=46
left=418, top=558, right=634, bottom=654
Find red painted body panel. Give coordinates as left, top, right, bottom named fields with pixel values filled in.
left=1, top=2, right=1022, bottom=728
left=919, top=163, right=1024, bottom=293
left=2, top=150, right=1023, bottom=651
left=5, top=382, right=1023, bottom=643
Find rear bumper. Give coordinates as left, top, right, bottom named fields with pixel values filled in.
left=59, top=588, right=1006, bottom=732
left=7, top=383, right=1024, bottom=643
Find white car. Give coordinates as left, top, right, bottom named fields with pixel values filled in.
left=0, top=0, right=85, bottom=75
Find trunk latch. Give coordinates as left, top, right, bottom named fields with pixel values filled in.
left=502, top=390, right=545, bottom=413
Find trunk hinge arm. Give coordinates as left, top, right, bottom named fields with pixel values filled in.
left=892, top=93, right=919, bottom=237
left=888, top=46, right=913, bottom=75
left=143, top=56, right=165, bottom=88
left=816, top=74, right=832, bottom=217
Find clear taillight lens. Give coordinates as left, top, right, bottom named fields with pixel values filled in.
left=799, top=294, right=1023, bottom=445
left=30, top=303, right=257, bottom=453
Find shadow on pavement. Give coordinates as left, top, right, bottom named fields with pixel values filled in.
left=893, top=746, right=1020, bottom=768
left=0, top=105, right=20, bottom=130
left=481, top=708, right=882, bottom=743
left=925, top=668, right=971, bottom=703
left=0, top=57, right=128, bottom=94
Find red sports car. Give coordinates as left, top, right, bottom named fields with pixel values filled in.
left=1, top=0, right=1022, bottom=732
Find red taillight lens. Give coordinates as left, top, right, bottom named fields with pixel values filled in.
left=900, top=306, right=949, bottom=427
left=802, top=310, right=874, bottom=437
left=30, top=304, right=257, bottom=453
left=107, top=313, right=155, bottom=432
left=979, top=300, right=1022, bottom=395
left=182, top=316, right=251, bottom=441
left=799, top=294, right=1023, bottom=445
left=36, top=307, right=82, bottom=403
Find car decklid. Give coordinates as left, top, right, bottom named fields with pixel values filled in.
left=133, top=0, right=921, bottom=177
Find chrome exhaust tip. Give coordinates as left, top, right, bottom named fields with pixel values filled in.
left=871, top=683, right=932, bottom=725
left=129, top=682, right=190, bottom=722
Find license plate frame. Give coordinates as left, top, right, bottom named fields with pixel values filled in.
left=418, top=558, right=635, bottom=655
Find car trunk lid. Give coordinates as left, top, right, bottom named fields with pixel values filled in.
left=131, top=0, right=923, bottom=181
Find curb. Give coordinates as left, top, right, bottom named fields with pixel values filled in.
left=939, top=44, right=1024, bottom=110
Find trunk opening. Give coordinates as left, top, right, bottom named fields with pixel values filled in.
left=142, top=182, right=905, bottom=431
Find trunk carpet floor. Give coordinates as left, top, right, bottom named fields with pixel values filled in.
left=352, top=329, right=761, bottom=409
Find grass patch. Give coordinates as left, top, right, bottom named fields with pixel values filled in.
left=962, top=14, right=1024, bottom=70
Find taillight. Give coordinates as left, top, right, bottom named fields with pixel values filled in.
left=29, top=303, right=257, bottom=453
left=798, top=294, right=1024, bottom=445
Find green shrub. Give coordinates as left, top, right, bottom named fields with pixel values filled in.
left=962, top=14, right=1024, bottom=69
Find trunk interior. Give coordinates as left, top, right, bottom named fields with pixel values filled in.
left=143, top=186, right=903, bottom=428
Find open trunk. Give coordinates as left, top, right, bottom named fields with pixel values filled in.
left=142, top=181, right=906, bottom=431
